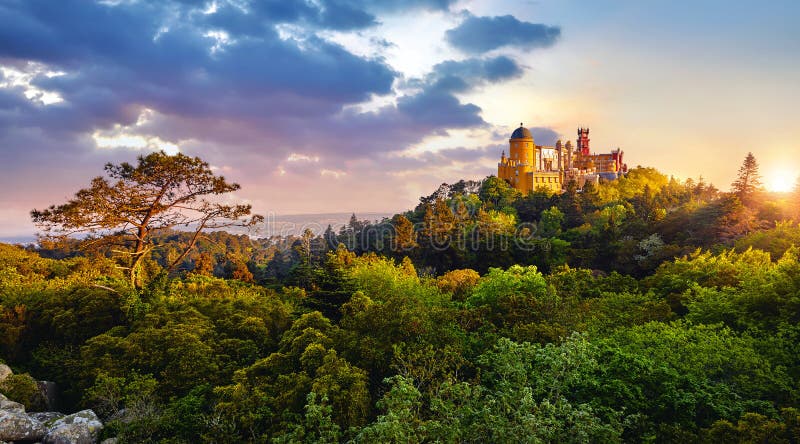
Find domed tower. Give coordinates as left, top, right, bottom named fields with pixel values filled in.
left=510, top=123, right=534, bottom=165
left=508, top=123, right=534, bottom=190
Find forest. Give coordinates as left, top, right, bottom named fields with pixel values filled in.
left=1, top=151, right=799, bottom=443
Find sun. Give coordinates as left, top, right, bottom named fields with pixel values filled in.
left=766, top=169, right=799, bottom=193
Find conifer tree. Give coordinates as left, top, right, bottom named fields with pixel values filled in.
left=432, top=199, right=456, bottom=246
left=454, top=200, right=470, bottom=226
left=323, top=224, right=338, bottom=251
left=420, top=203, right=435, bottom=247
left=391, top=214, right=417, bottom=252
left=731, top=152, right=763, bottom=205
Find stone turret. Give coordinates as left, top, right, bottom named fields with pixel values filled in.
left=555, top=140, right=563, bottom=171
left=565, top=140, right=573, bottom=170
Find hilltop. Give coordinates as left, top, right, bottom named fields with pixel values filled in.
left=0, top=152, right=798, bottom=443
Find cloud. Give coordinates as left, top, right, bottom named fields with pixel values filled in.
left=423, top=56, right=524, bottom=93
left=202, top=0, right=458, bottom=34
left=397, top=90, right=484, bottom=128
left=530, top=127, right=560, bottom=146
left=0, top=0, right=566, bottom=236
left=0, top=0, right=404, bottom=165
left=0, top=1, right=540, bottom=168
left=446, top=14, right=561, bottom=54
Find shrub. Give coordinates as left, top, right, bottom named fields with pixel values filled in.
left=0, top=372, right=47, bottom=411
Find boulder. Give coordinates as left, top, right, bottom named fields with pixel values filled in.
left=100, top=438, right=118, bottom=444
left=37, top=381, right=58, bottom=411
left=30, top=412, right=66, bottom=425
left=0, top=393, right=24, bottom=413
left=0, top=409, right=48, bottom=442
left=43, top=410, right=103, bottom=444
left=0, top=364, right=11, bottom=383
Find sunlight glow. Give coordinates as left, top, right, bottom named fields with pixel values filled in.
left=91, top=108, right=181, bottom=155
left=204, top=30, right=232, bottom=54
left=0, top=64, right=65, bottom=105
left=766, top=169, right=799, bottom=193
left=93, top=133, right=180, bottom=155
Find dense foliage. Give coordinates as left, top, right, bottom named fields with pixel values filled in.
left=1, top=154, right=799, bottom=442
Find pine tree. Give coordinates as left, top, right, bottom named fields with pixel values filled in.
left=559, top=180, right=583, bottom=228
left=31, top=151, right=261, bottom=287
left=731, top=152, right=763, bottom=205
left=323, top=224, right=338, bottom=251
left=432, top=199, right=456, bottom=243
left=420, top=203, right=435, bottom=247
left=454, top=200, right=470, bottom=226
left=391, top=214, right=417, bottom=252
left=400, top=256, right=417, bottom=277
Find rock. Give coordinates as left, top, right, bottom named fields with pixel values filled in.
left=30, top=412, right=66, bottom=425
left=43, top=409, right=103, bottom=444
left=0, top=364, right=11, bottom=383
left=100, top=438, right=118, bottom=444
left=37, top=381, right=58, bottom=411
left=0, top=409, right=48, bottom=441
left=0, top=393, right=25, bottom=413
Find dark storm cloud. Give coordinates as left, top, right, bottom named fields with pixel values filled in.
left=0, top=0, right=398, bottom=143
left=446, top=14, right=561, bottom=54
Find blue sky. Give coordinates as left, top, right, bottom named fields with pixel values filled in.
left=0, top=0, right=798, bottom=238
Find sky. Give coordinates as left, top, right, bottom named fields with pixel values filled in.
left=1, top=0, right=798, bottom=239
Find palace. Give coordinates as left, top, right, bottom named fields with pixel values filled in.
left=497, top=124, right=627, bottom=194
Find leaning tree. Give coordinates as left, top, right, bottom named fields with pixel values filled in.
left=32, top=151, right=263, bottom=287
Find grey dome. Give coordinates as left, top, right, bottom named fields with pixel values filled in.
left=510, top=125, right=532, bottom=139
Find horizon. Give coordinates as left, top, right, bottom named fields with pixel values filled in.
left=1, top=0, right=798, bottom=239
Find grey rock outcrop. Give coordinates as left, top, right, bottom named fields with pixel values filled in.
left=31, top=411, right=66, bottom=425
left=0, top=372, right=102, bottom=444
left=0, top=409, right=48, bottom=442
left=0, top=394, right=24, bottom=413
left=43, top=409, right=103, bottom=444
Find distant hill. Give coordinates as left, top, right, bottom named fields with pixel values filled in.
left=0, top=235, right=36, bottom=245
left=0, top=213, right=396, bottom=244
left=262, top=212, right=395, bottom=237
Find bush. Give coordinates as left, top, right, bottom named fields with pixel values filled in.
left=0, top=372, right=47, bottom=411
